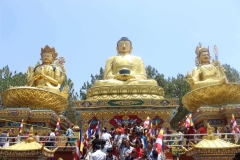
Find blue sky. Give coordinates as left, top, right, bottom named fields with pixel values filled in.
left=0, top=0, right=240, bottom=92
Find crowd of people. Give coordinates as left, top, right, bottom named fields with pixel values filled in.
left=1, top=123, right=240, bottom=160
left=84, top=123, right=162, bottom=160
left=0, top=128, right=58, bottom=149
left=81, top=123, right=240, bottom=160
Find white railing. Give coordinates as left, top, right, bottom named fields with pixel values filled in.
left=0, top=133, right=239, bottom=149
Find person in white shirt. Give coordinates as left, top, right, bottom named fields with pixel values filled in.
left=91, top=144, right=106, bottom=160
left=176, top=129, right=183, bottom=148
left=49, top=129, right=56, bottom=149
left=34, top=132, right=40, bottom=142
left=114, top=129, right=122, bottom=148
left=64, top=126, right=75, bottom=150
left=122, top=128, right=129, bottom=141
left=101, top=128, right=112, bottom=154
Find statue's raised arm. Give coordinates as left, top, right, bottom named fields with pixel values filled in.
left=27, top=45, right=67, bottom=94
left=186, top=44, right=228, bottom=90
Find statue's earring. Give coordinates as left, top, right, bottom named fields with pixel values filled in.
left=195, top=57, right=200, bottom=68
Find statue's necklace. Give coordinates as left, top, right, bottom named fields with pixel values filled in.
left=202, top=65, right=213, bottom=71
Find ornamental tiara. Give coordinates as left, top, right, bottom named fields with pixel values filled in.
left=40, top=45, right=58, bottom=60
left=195, top=43, right=209, bottom=57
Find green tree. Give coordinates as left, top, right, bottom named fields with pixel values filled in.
left=79, top=67, right=104, bottom=100
left=0, top=66, right=27, bottom=106
left=167, top=74, right=190, bottom=129
left=61, top=77, right=81, bottom=125
left=146, top=65, right=168, bottom=93
left=223, top=64, right=240, bottom=83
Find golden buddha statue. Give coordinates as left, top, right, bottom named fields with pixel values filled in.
left=94, top=37, right=157, bottom=87
left=186, top=44, right=228, bottom=90
left=27, top=45, right=67, bottom=95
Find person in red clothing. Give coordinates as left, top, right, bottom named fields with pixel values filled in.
left=116, top=123, right=124, bottom=134
left=112, top=141, right=119, bottom=158
left=166, top=127, right=173, bottom=145
left=199, top=125, right=207, bottom=139
left=134, top=140, right=143, bottom=157
left=187, top=126, right=196, bottom=147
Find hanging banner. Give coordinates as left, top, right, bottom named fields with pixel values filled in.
left=109, top=115, right=143, bottom=127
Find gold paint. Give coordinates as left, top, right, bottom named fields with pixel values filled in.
left=2, top=87, right=68, bottom=114
left=87, top=85, right=164, bottom=100
left=92, top=37, right=161, bottom=99
left=183, top=124, right=240, bottom=159
left=186, top=45, right=228, bottom=91
left=182, top=83, right=240, bottom=111
left=27, top=45, right=67, bottom=95
left=1, top=45, right=68, bottom=113
left=0, top=126, right=58, bottom=158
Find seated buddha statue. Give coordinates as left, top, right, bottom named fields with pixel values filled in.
left=27, top=45, right=66, bottom=94
left=94, top=37, right=157, bottom=87
left=186, top=44, right=228, bottom=90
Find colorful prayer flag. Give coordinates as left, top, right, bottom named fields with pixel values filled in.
left=155, top=128, right=164, bottom=154
left=184, top=113, right=194, bottom=128
left=231, top=114, right=239, bottom=133
left=19, top=119, right=24, bottom=134
left=144, top=116, right=150, bottom=128
left=75, top=126, right=83, bottom=160
left=83, top=123, right=92, bottom=147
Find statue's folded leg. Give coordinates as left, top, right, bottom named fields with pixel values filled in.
left=94, top=80, right=124, bottom=87
left=125, top=79, right=158, bottom=86
left=192, top=80, right=222, bottom=90
left=94, top=79, right=158, bottom=86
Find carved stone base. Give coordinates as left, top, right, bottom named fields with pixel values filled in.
left=86, top=85, right=164, bottom=100
left=182, top=83, right=240, bottom=111
left=1, top=87, right=68, bottom=114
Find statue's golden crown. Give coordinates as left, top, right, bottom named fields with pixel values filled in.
left=41, top=45, right=58, bottom=60
left=195, top=43, right=209, bottom=57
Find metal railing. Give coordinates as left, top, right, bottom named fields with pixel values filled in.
left=0, top=133, right=239, bottom=149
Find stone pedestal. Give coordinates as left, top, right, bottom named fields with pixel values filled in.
left=193, top=105, right=240, bottom=132
left=74, top=99, right=179, bottom=131
left=0, top=108, right=72, bottom=136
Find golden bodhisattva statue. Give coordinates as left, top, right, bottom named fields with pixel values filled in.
left=1, top=45, right=68, bottom=113
left=27, top=45, right=67, bottom=95
left=186, top=44, right=228, bottom=90
left=94, top=37, right=157, bottom=87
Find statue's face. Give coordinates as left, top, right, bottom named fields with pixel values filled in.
left=117, top=41, right=132, bottom=54
left=199, top=51, right=210, bottom=64
left=41, top=52, right=53, bottom=64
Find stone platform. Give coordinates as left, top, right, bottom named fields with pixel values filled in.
left=87, top=85, right=164, bottom=100
left=74, top=98, right=179, bottom=131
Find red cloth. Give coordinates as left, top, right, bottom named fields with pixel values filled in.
left=199, top=127, right=207, bottom=134
left=134, top=147, right=142, bottom=157
left=113, top=147, right=119, bottom=157
left=187, top=128, right=196, bottom=140
left=116, top=127, right=124, bottom=134
left=166, top=130, right=172, bottom=140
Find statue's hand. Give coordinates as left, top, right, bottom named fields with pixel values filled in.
left=27, top=66, right=34, bottom=79
left=186, top=71, right=192, bottom=78
left=212, top=60, right=221, bottom=66
left=220, top=76, right=227, bottom=84
left=114, top=74, right=134, bottom=81
left=186, top=78, right=195, bottom=85
left=186, top=71, right=195, bottom=85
